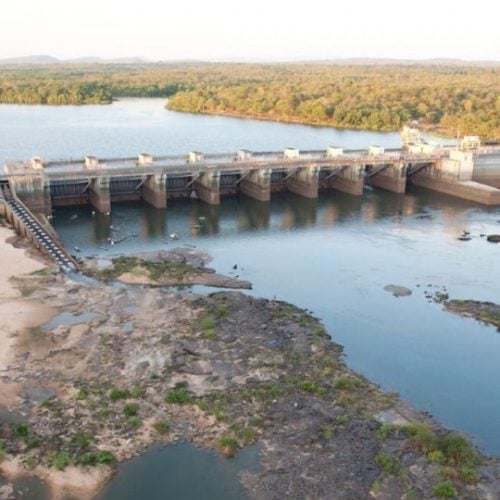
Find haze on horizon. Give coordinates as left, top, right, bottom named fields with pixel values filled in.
left=1, top=0, right=499, bottom=62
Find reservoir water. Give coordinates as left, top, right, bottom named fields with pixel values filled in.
left=1, top=98, right=499, bottom=496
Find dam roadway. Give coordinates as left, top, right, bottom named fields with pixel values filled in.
left=3, top=145, right=500, bottom=216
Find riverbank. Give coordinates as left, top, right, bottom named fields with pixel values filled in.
left=1, top=225, right=500, bottom=498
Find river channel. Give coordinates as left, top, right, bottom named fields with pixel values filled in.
left=1, top=98, right=499, bottom=497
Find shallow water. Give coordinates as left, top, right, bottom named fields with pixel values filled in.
left=97, top=443, right=260, bottom=500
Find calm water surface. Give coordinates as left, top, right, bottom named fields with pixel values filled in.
left=1, top=99, right=499, bottom=498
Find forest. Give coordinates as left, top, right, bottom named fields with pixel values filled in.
left=0, top=63, right=498, bottom=139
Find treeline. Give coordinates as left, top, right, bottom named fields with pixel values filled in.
left=0, top=63, right=498, bottom=138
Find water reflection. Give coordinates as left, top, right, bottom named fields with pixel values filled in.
left=54, top=188, right=495, bottom=251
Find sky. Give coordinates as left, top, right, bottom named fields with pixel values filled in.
left=1, top=0, right=499, bottom=61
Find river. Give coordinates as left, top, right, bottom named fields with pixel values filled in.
left=1, top=98, right=499, bottom=497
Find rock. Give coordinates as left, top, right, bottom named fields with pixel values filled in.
left=383, top=284, right=412, bottom=297
left=0, top=484, right=14, bottom=500
left=486, top=234, right=500, bottom=243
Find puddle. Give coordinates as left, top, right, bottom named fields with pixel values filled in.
left=42, top=312, right=101, bottom=331
left=97, top=442, right=261, bottom=500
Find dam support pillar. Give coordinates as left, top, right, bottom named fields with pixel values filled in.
left=240, top=168, right=271, bottom=202
left=194, top=171, right=220, bottom=205
left=9, top=175, right=52, bottom=216
left=142, top=174, right=167, bottom=208
left=287, top=167, right=319, bottom=198
left=328, top=165, right=364, bottom=195
left=89, top=177, right=111, bottom=213
left=370, top=163, right=407, bottom=193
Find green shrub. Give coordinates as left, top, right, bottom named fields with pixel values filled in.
left=72, top=431, right=92, bottom=450
left=377, top=422, right=396, bottom=440
left=123, top=403, right=140, bottom=417
left=218, top=435, right=238, bottom=454
left=375, top=452, right=400, bottom=475
left=403, top=423, right=437, bottom=453
left=437, top=434, right=477, bottom=467
left=214, top=304, right=229, bottom=319
left=428, top=450, right=446, bottom=463
left=110, top=388, right=131, bottom=401
left=126, top=416, right=141, bottom=429
left=79, top=450, right=116, bottom=466
left=334, top=378, right=361, bottom=391
left=51, top=451, right=72, bottom=471
left=200, top=316, right=216, bottom=331
left=76, top=387, right=89, bottom=400
left=153, top=420, right=171, bottom=434
left=459, top=466, right=478, bottom=484
left=0, top=441, right=6, bottom=462
left=165, top=382, right=193, bottom=405
left=320, top=425, right=336, bottom=440
left=240, top=427, right=256, bottom=443
left=297, top=380, right=318, bottom=393
left=14, top=423, right=30, bottom=438
left=433, top=481, right=457, bottom=498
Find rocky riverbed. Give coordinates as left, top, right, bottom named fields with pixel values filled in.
left=444, top=300, right=500, bottom=329
left=1, top=228, right=500, bottom=499
left=82, top=248, right=252, bottom=289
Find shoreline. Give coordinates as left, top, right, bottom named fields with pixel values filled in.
left=1, top=223, right=500, bottom=498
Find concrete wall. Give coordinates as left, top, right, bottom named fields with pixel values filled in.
left=326, top=165, right=364, bottom=196
left=370, top=163, right=407, bottom=193
left=472, top=153, right=500, bottom=188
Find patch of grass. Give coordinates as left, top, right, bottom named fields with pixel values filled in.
left=404, top=423, right=479, bottom=485
left=0, top=441, right=6, bottom=462
left=249, top=416, right=264, bottom=428
left=165, top=382, right=193, bottom=405
left=239, top=427, right=256, bottom=444
left=153, top=420, right=171, bottom=435
left=72, top=431, right=92, bottom=450
left=145, top=259, right=198, bottom=281
left=271, top=303, right=296, bottom=322
left=218, top=434, right=239, bottom=456
left=335, top=414, right=350, bottom=425
left=375, top=452, right=400, bottom=475
left=377, top=422, right=397, bottom=440
left=126, top=416, right=141, bottom=429
left=23, top=455, right=38, bottom=470
left=214, top=303, right=229, bottom=319
left=130, top=385, right=145, bottom=398
left=109, top=388, right=131, bottom=401
left=79, top=450, right=116, bottom=466
left=76, top=387, right=89, bottom=400
left=200, top=315, right=216, bottom=331
left=14, top=423, right=30, bottom=438
left=433, top=480, right=457, bottom=498
left=334, top=377, right=362, bottom=391
left=123, top=403, right=140, bottom=417
left=96, top=256, right=140, bottom=280
left=297, top=380, right=318, bottom=393
left=320, top=425, right=336, bottom=440
left=428, top=450, right=446, bottom=464
left=50, top=451, right=72, bottom=471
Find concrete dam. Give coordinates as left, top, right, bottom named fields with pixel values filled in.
left=3, top=144, right=500, bottom=217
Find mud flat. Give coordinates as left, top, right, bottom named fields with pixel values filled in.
left=1, top=225, right=500, bottom=499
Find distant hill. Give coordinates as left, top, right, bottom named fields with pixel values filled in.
left=0, top=55, right=148, bottom=65
left=0, top=55, right=498, bottom=67
left=0, top=55, right=60, bottom=65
